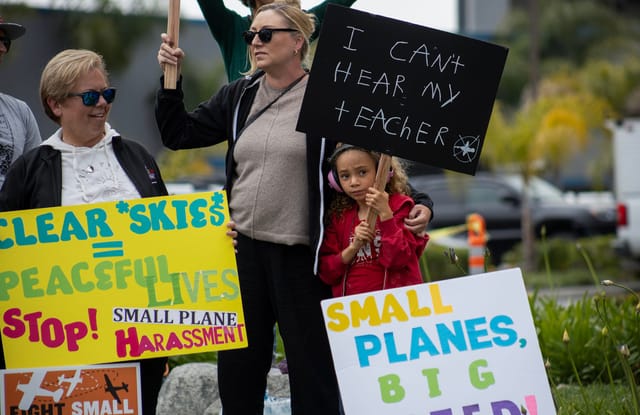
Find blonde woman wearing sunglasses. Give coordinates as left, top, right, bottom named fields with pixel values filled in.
left=157, top=4, right=342, bottom=414
left=156, top=3, right=433, bottom=414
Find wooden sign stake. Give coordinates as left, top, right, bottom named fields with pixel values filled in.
left=365, top=153, right=392, bottom=230
left=164, top=0, right=181, bottom=89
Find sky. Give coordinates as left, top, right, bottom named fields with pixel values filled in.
left=5, top=0, right=458, bottom=32
left=197, top=0, right=459, bottom=31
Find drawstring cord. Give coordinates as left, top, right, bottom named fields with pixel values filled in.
left=72, top=146, right=90, bottom=202
left=103, top=139, right=120, bottom=189
left=341, top=267, right=349, bottom=297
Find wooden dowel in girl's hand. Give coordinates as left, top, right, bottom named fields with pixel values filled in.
left=365, top=153, right=392, bottom=230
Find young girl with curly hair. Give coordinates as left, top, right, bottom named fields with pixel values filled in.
left=319, top=144, right=429, bottom=297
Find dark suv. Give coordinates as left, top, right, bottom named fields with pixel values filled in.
left=411, top=173, right=616, bottom=261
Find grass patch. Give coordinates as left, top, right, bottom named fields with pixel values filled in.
left=554, top=383, right=636, bottom=414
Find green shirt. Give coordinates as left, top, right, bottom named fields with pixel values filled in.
left=197, top=0, right=357, bottom=81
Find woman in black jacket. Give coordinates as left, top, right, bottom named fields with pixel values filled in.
left=156, top=4, right=433, bottom=414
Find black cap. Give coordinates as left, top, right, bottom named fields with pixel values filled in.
left=0, top=18, right=26, bottom=40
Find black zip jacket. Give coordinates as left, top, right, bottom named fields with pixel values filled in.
left=0, top=135, right=168, bottom=211
left=155, top=71, right=433, bottom=273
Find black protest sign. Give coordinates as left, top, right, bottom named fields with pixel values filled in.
left=297, top=5, right=508, bottom=175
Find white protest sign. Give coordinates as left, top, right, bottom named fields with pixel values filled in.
left=321, top=268, right=556, bottom=415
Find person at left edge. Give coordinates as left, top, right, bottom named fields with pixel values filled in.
left=0, top=49, right=236, bottom=415
left=0, top=16, right=42, bottom=189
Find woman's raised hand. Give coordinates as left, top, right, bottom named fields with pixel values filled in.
left=157, top=33, right=185, bottom=75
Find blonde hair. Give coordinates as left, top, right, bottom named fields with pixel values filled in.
left=327, top=145, right=411, bottom=219
left=244, top=3, right=316, bottom=75
left=40, top=49, right=109, bottom=123
left=240, top=0, right=301, bottom=12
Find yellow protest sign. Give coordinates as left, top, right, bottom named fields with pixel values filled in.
left=0, top=191, right=245, bottom=368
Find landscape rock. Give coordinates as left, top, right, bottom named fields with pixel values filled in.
left=156, top=363, right=221, bottom=415
left=156, top=363, right=291, bottom=415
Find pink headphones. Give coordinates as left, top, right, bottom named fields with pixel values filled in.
left=327, top=144, right=393, bottom=193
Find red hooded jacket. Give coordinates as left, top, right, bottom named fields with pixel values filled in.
left=319, top=193, right=429, bottom=297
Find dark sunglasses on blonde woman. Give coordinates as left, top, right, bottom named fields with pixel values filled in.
left=67, top=88, right=117, bottom=106
left=242, top=28, right=298, bottom=45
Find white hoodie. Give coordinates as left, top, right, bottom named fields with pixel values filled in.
left=41, top=123, right=141, bottom=205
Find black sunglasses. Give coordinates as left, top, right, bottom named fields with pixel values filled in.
left=242, top=28, right=298, bottom=45
left=67, top=88, right=117, bottom=106
left=0, top=37, right=11, bottom=52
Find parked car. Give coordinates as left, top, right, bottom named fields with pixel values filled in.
left=411, top=173, right=617, bottom=263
